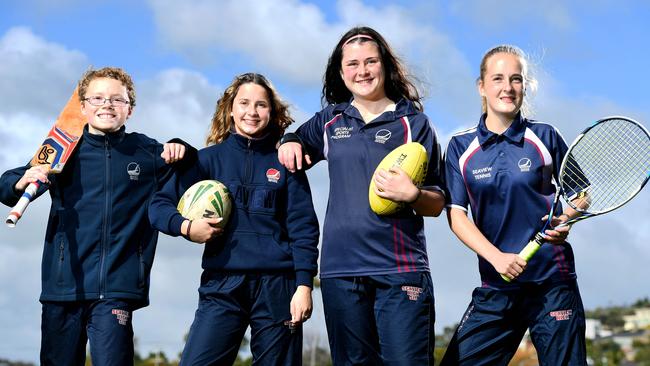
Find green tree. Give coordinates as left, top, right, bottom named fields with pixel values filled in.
left=587, top=338, right=625, bottom=366
left=634, top=297, right=650, bottom=308
left=634, top=335, right=650, bottom=365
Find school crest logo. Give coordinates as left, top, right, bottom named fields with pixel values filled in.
left=127, top=162, right=141, bottom=180
left=266, top=168, right=281, bottom=183
left=375, top=129, right=392, bottom=144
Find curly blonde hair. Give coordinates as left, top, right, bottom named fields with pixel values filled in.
left=206, top=73, right=293, bottom=146
left=78, top=66, right=136, bottom=107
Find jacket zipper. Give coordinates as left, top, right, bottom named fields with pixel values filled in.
left=57, top=239, right=65, bottom=285
left=99, top=137, right=111, bottom=299
left=245, top=139, right=253, bottom=183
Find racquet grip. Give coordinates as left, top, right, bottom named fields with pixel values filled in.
left=5, top=181, right=40, bottom=227
left=500, top=235, right=544, bottom=282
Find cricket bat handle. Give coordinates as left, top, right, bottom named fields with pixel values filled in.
left=6, top=181, right=42, bottom=227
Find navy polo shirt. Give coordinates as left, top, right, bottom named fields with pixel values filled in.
left=445, top=113, right=577, bottom=287
left=296, top=99, right=445, bottom=278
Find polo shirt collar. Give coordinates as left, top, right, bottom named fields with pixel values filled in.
left=339, top=98, right=418, bottom=123
left=477, top=112, right=526, bottom=146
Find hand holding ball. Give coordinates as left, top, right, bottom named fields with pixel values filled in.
left=368, top=143, right=428, bottom=215
left=177, top=180, right=232, bottom=228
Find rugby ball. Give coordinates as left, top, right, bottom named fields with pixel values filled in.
left=368, top=142, right=428, bottom=215
left=177, top=180, right=232, bottom=228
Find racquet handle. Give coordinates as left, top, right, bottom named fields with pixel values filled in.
left=500, top=233, right=545, bottom=282
left=6, top=181, right=41, bottom=227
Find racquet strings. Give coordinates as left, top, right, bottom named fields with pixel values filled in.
left=560, top=118, right=650, bottom=214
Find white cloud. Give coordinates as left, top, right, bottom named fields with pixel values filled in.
left=148, top=0, right=339, bottom=85
left=0, top=27, right=87, bottom=118
left=0, top=197, right=51, bottom=361
left=0, top=27, right=88, bottom=168
left=148, top=0, right=479, bottom=132
left=134, top=68, right=222, bottom=147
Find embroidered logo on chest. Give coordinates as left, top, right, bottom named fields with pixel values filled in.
left=472, top=166, right=492, bottom=180
left=518, top=158, right=532, bottom=172
left=374, top=129, right=392, bottom=144
left=266, top=168, right=281, bottom=183
left=331, top=126, right=353, bottom=140
left=127, top=162, right=140, bottom=181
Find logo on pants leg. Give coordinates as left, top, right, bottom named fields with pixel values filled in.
left=112, top=309, right=131, bottom=325
left=549, top=309, right=572, bottom=321
left=401, top=286, right=423, bottom=301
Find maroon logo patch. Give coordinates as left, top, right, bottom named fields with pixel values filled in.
left=401, top=285, right=423, bottom=301
left=266, top=168, right=281, bottom=183
left=550, top=309, right=572, bottom=321
left=112, top=309, right=130, bottom=325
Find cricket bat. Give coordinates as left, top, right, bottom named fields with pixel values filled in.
left=6, top=87, right=86, bottom=227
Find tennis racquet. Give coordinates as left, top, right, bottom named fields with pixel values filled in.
left=502, top=116, right=650, bottom=282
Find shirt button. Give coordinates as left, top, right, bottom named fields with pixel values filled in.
left=499, top=151, right=505, bottom=157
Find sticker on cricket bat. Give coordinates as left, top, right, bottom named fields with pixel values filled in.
left=6, top=87, right=86, bottom=227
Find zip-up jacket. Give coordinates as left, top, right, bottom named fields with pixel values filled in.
left=0, top=126, right=182, bottom=307
left=148, top=132, right=320, bottom=287
left=295, top=99, right=444, bottom=278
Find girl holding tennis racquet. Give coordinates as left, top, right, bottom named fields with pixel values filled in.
left=441, top=45, right=587, bottom=365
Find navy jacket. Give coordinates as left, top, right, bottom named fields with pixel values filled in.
left=149, top=132, right=320, bottom=287
left=0, top=126, right=183, bottom=307
left=295, top=99, right=445, bottom=278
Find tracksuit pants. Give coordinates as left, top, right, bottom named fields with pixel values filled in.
left=41, top=299, right=136, bottom=366
left=180, top=271, right=302, bottom=365
left=321, top=272, right=435, bottom=365
left=440, top=279, right=586, bottom=366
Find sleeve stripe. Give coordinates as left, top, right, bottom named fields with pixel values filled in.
left=458, top=137, right=481, bottom=182
left=401, top=116, right=412, bottom=143
left=446, top=204, right=468, bottom=212
left=322, top=114, right=341, bottom=160
left=524, top=127, right=553, bottom=167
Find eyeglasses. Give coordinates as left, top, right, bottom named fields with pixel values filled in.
left=84, top=96, right=131, bottom=107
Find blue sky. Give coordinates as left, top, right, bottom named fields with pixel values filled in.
left=1, top=0, right=649, bottom=362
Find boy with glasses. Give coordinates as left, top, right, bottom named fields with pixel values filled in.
left=0, top=67, right=194, bottom=365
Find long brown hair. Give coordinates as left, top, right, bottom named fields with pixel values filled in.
left=322, top=26, right=422, bottom=111
left=206, top=73, right=293, bottom=146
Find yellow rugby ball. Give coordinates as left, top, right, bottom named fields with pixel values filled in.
left=177, top=180, right=232, bottom=228
left=369, top=142, right=428, bottom=215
